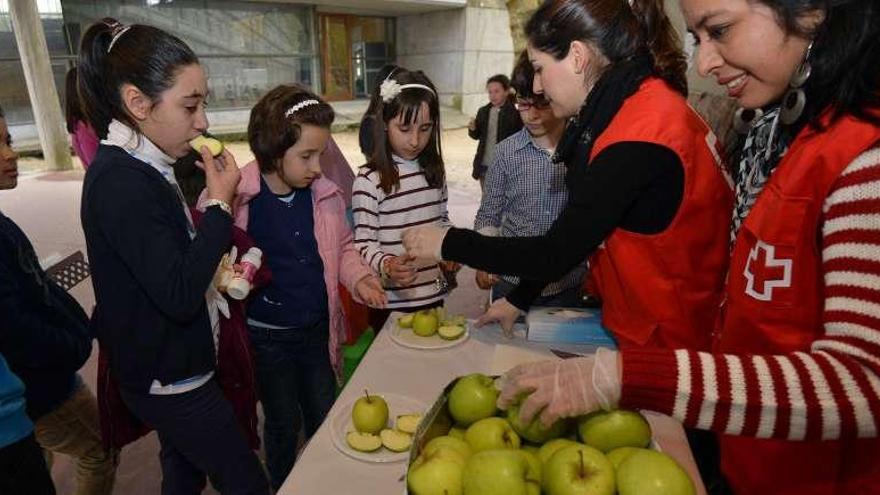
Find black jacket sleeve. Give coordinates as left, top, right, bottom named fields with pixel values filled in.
left=469, top=106, right=487, bottom=141
left=445, top=141, right=684, bottom=288
left=90, top=166, right=232, bottom=323
left=0, top=262, right=92, bottom=371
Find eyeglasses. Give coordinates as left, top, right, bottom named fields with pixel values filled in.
left=515, top=99, right=551, bottom=111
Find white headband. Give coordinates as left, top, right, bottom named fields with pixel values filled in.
left=107, top=26, right=131, bottom=53
left=284, top=99, right=320, bottom=118
left=379, top=79, right=436, bottom=103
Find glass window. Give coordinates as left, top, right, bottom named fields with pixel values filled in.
left=2, top=0, right=317, bottom=124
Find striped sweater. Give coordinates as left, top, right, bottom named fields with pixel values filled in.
left=621, top=147, right=880, bottom=441
left=352, top=157, right=448, bottom=309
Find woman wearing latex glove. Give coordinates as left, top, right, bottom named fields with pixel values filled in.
left=498, top=348, right=621, bottom=427
left=490, top=0, right=880, bottom=494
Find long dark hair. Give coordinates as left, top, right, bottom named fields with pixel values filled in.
left=525, top=0, right=687, bottom=95
left=761, top=0, right=880, bottom=127
left=64, top=67, right=86, bottom=134
left=248, top=84, right=335, bottom=174
left=368, top=68, right=444, bottom=195
left=77, top=18, right=198, bottom=138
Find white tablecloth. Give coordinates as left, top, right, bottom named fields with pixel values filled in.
left=279, top=316, right=706, bottom=495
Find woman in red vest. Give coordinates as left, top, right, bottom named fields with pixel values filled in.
left=406, top=0, right=734, bottom=352
left=428, top=0, right=880, bottom=494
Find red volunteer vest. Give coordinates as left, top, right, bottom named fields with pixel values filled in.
left=588, top=78, right=733, bottom=351
left=718, top=114, right=880, bottom=494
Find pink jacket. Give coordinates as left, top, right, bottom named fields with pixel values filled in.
left=70, top=120, right=99, bottom=169
left=198, top=161, right=375, bottom=376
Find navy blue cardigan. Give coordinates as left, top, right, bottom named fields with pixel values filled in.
left=0, top=212, right=91, bottom=419
left=81, top=146, right=232, bottom=393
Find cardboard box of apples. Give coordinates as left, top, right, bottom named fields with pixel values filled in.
left=404, top=373, right=698, bottom=495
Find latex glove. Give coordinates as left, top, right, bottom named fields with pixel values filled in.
left=382, top=255, right=417, bottom=286
left=402, top=226, right=449, bottom=262
left=355, top=275, right=387, bottom=308
left=475, top=297, right=520, bottom=337
left=475, top=270, right=499, bottom=290
left=497, top=348, right=621, bottom=428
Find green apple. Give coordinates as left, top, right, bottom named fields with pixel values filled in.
left=606, top=446, right=645, bottom=469
left=412, top=309, right=440, bottom=337
left=537, top=439, right=580, bottom=465
left=396, top=414, right=422, bottom=434
left=543, top=444, right=616, bottom=495
left=438, top=324, right=466, bottom=340
left=462, top=449, right=540, bottom=495
left=465, top=417, right=520, bottom=453
left=449, top=426, right=467, bottom=440
left=398, top=313, right=414, bottom=328
left=616, top=449, right=696, bottom=495
left=346, top=431, right=382, bottom=452
left=424, top=435, right=473, bottom=461
left=408, top=447, right=466, bottom=495
left=448, top=373, right=499, bottom=426
left=380, top=428, right=412, bottom=452
left=189, top=135, right=224, bottom=157
left=521, top=444, right=540, bottom=455
left=352, top=390, right=389, bottom=434
left=506, top=403, right=570, bottom=444
left=519, top=449, right=542, bottom=494
left=577, top=409, right=651, bottom=453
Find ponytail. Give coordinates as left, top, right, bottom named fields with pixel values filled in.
left=526, top=0, right=687, bottom=96
left=77, top=17, right=198, bottom=138
left=630, top=0, right=687, bottom=95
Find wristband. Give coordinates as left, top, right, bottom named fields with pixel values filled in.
left=203, top=198, right=232, bottom=216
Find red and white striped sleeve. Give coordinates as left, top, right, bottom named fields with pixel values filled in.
left=620, top=147, right=880, bottom=441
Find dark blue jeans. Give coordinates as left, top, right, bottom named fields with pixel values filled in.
left=248, top=319, right=336, bottom=491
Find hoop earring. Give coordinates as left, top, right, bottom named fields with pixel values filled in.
left=733, top=107, right=764, bottom=134
left=780, top=42, right=813, bottom=125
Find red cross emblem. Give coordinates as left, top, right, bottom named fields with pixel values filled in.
left=743, top=240, right=792, bottom=301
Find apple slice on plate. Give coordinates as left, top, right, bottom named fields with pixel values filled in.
left=396, top=414, right=422, bottom=434
left=380, top=429, right=412, bottom=452
left=330, top=392, right=427, bottom=463
left=346, top=431, right=382, bottom=452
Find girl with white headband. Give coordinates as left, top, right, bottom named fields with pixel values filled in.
left=206, top=84, right=386, bottom=490
left=352, top=68, right=457, bottom=331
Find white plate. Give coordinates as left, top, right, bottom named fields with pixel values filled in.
left=330, top=392, right=428, bottom=463
left=389, top=320, right=470, bottom=350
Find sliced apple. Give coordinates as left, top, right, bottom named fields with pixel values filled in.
left=189, top=135, right=224, bottom=157
left=396, top=414, right=422, bottom=434
left=380, top=429, right=412, bottom=452
left=398, top=313, right=414, bottom=328
left=438, top=325, right=466, bottom=340
left=346, top=431, right=382, bottom=452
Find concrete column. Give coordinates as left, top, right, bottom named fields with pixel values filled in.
left=9, top=0, right=72, bottom=171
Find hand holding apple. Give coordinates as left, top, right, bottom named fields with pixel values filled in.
left=497, top=348, right=621, bottom=428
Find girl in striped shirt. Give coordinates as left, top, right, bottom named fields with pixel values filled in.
left=352, top=68, right=454, bottom=330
